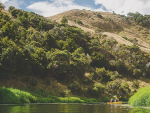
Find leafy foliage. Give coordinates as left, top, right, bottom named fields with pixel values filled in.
left=129, top=87, right=150, bottom=106
left=97, top=13, right=102, bottom=18
left=1, top=6, right=150, bottom=100
left=61, top=16, right=68, bottom=24
left=127, top=12, right=150, bottom=27
left=0, top=3, right=5, bottom=9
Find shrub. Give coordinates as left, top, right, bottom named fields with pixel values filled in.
left=61, top=16, right=68, bottom=24
left=106, top=81, right=121, bottom=95
left=9, top=88, right=37, bottom=103
left=69, top=81, right=82, bottom=94
left=117, top=83, right=131, bottom=100
left=95, top=67, right=111, bottom=83
left=83, top=78, right=93, bottom=85
left=86, top=84, right=104, bottom=98
left=0, top=87, right=21, bottom=104
left=122, top=36, right=128, bottom=40
left=110, top=71, right=122, bottom=80
left=0, top=3, right=5, bottom=9
left=128, top=87, right=150, bottom=106
left=8, top=6, right=15, bottom=12
left=97, top=13, right=102, bottom=18
left=58, top=97, right=84, bottom=103
left=132, top=80, right=139, bottom=91
left=102, top=96, right=111, bottom=102
left=74, top=19, right=83, bottom=25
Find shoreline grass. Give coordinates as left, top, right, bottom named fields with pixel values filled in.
left=0, top=87, right=109, bottom=104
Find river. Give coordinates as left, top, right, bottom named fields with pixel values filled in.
left=0, top=103, right=150, bottom=113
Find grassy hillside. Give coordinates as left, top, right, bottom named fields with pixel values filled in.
left=1, top=4, right=150, bottom=102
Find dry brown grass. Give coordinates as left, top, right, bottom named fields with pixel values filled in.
left=0, top=8, right=11, bottom=17
left=46, top=9, right=150, bottom=53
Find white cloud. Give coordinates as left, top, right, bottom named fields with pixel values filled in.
left=94, top=0, right=150, bottom=15
left=1, top=0, right=25, bottom=9
left=27, top=0, right=92, bottom=17
left=1, top=0, right=9, bottom=4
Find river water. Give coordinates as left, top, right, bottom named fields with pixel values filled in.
left=0, top=103, right=150, bottom=113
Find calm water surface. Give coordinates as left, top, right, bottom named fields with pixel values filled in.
left=0, top=103, right=150, bottom=113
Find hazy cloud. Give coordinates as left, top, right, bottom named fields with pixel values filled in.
left=1, top=0, right=25, bottom=9
left=27, top=0, right=93, bottom=17
left=1, top=0, right=9, bottom=4
left=94, top=0, right=150, bottom=15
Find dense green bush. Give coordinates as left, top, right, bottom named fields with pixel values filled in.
left=86, top=83, right=104, bottom=98
left=127, top=12, right=150, bottom=27
left=69, top=81, right=82, bottom=94
left=0, top=87, right=21, bottom=104
left=0, top=3, right=5, bottom=9
left=94, top=67, right=111, bottom=83
left=0, top=87, right=36, bottom=104
left=132, top=80, right=139, bottom=91
left=128, top=87, right=150, bottom=106
left=106, top=81, right=121, bottom=95
left=61, top=16, right=68, bottom=24
left=97, top=13, right=102, bottom=18
left=74, top=19, right=83, bottom=25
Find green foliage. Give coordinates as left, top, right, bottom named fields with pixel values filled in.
left=86, top=84, right=104, bottom=98
left=47, top=49, right=70, bottom=78
left=9, top=88, right=37, bottom=103
left=74, top=19, right=83, bottom=25
left=106, top=81, right=121, bottom=95
left=61, top=16, right=68, bottom=24
left=93, top=67, right=111, bottom=83
left=97, top=13, right=102, bottom=18
left=91, top=52, right=108, bottom=68
left=0, top=3, right=5, bottom=9
left=69, top=81, right=82, bottom=94
left=110, top=44, right=148, bottom=77
left=0, top=87, right=36, bottom=104
left=122, top=36, right=128, bottom=40
left=132, top=80, right=139, bottom=91
left=110, top=71, right=122, bottom=80
left=128, top=87, right=150, bottom=106
left=127, top=12, right=150, bottom=27
left=0, top=87, right=21, bottom=104
left=10, top=9, right=22, bottom=18
left=8, top=6, right=15, bottom=12
left=2, top=21, right=17, bottom=40
left=102, top=96, right=111, bottom=102
left=58, top=97, right=84, bottom=103
left=18, top=15, right=29, bottom=29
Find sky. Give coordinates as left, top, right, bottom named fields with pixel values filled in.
left=1, top=0, right=150, bottom=17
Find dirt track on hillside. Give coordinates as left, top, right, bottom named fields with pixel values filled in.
left=68, top=22, right=150, bottom=53
left=47, top=15, right=150, bottom=54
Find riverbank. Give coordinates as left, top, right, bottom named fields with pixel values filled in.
left=0, top=87, right=110, bottom=104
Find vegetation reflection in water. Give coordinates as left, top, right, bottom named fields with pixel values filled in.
left=1, top=103, right=150, bottom=113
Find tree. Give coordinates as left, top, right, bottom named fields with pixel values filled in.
left=0, top=3, right=5, bottom=9
left=61, top=16, right=68, bottom=24
left=2, top=22, right=17, bottom=40
left=8, top=6, right=15, bottom=12
left=18, top=16, right=29, bottom=29
left=47, top=49, right=70, bottom=79
left=91, top=51, right=107, bottom=68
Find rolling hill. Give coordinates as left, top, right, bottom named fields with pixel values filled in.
left=1, top=6, right=150, bottom=101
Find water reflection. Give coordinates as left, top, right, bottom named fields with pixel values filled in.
left=0, top=103, right=150, bottom=113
